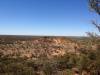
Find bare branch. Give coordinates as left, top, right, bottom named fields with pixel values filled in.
left=92, top=20, right=100, bottom=32
left=86, top=32, right=98, bottom=38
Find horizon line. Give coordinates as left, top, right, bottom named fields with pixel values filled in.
left=0, top=34, right=87, bottom=37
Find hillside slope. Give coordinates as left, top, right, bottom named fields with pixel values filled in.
left=0, top=36, right=80, bottom=59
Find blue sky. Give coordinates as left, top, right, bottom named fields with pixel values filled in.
left=0, top=0, right=99, bottom=36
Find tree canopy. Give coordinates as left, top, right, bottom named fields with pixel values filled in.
left=89, top=0, right=100, bottom=15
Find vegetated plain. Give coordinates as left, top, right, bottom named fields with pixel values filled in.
left=0, top=35, right=99, bottom=75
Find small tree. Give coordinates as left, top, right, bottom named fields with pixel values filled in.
left=88, top=0, right=100, bottom=74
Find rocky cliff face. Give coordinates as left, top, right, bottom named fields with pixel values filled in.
left=0, top=36, right=79, bottom=59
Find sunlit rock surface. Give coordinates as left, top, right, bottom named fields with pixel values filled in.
left=0, top=36, right=80, bottom=59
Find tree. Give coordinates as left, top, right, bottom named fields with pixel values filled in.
left=89, top=0, right=100, bottom=15
left=88, top=0, right=100, bottom=74
left=89, top=0, right=100, bottom=32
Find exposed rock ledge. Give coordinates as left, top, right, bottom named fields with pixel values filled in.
left=0, top=37, right=80, bottom=59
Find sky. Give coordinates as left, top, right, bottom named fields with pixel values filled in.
left=0, top=0, right=99, bottom=36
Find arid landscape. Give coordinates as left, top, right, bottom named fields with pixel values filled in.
left=0, top=36, right=80, bottom=59
left=0, top=0, right=100, bottom=75
left=0, top=35, right=100, bottom=75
